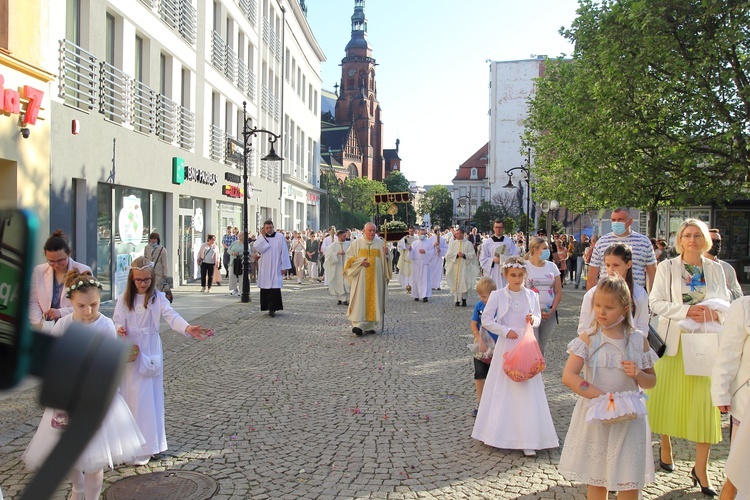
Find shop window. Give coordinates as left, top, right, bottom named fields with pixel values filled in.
left=715, top=210, right=750, bottom=260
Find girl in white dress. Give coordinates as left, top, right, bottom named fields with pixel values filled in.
left=23, top=270, right=145, bottom=500
left=559, top=275, right=658, bottom=499
left=113, top=257, right=209, bottom=465
left=472, top=256, right=559, bottom=456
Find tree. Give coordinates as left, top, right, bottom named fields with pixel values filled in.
left=340, top=176, right=388, bottom=219
left=524, top=0, right=750, bottom=237
left=383, top=171, right=417, bottom=225
left=418, top=185, right=453, bottom=229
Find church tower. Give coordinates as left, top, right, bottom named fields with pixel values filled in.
left=335, top=0, right=385, bottom=181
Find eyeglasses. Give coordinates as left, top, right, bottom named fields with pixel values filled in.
left=681, top=234, right=704, bottom=240
left=133, top=278, right=152, bottom=284
left=47, top=257, right=69, bottom=265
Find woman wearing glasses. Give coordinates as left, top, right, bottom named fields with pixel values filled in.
left=29, top=230, right=92, bottom=331
left=647, top=218, right=730, bottom=497
left=113, top=257, right=209, bottom=464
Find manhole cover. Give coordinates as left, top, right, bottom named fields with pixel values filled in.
left=104, top=471, right=219, bottom=500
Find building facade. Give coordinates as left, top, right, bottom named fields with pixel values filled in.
left=451, top=143, right=490, bottom=229
left=44, top=0, right=323, bottom=300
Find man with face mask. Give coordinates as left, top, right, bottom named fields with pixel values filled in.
left=254, top=220, right=292, bottom=317
left=409, top=228, right=436, bottom=302
left=586, top=208, right=657, bottom=291
left=397, top=227, right=417, bottom=292
left=705, top=228, right=742, bottom=301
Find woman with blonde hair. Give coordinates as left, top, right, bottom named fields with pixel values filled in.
left=647, top=218, right=729, bottom=496
left=524, top=236, right=563, bottom=356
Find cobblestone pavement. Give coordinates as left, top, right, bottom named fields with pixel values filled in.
left=0, top=277, right=732, bottom=499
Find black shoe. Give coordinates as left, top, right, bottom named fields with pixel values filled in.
left=352, top=327, right=364, bottom=336
left=690, top=468, right=717, bottom=497
left=462, top=299, right=467, bottom=307
left=268, top=310, right=276, bottom=317
left=414, top=298, right=419, bottom=301
left=365, top=330, right=376, bottom=334
left=455, top=301, right=460, bottom=306
left=423, top=297, right=428, bottom=302
left=337, top=300, right=343, bottom=305
left=436, top=287, right=441, bottom=290
left=659, top=447, right=674, bottom=472
left=343, top=300, right=349, bottom=305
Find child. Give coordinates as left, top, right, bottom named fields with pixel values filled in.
left=578, top=244, right=650, bottom=335
left=23, top=270, right=145, bottom=500
left=471, top=256, right=559, bottom=457
left=113, top=257, right=209, bottom=465
left=470, top=277, right=497, bottom=417
left=559, top=275, right=657, bottom=499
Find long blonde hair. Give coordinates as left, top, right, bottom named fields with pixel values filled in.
left=525, top=236, right=547, bottom=260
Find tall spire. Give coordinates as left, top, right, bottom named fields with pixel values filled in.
left=351, top=0, right=367, bottom=34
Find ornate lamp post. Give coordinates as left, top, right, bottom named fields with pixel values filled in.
left=455, top=194, right=476, bottom=229
left=241, top=101, right=283, bottom=304
left=503, top=149, right=532, bottom=252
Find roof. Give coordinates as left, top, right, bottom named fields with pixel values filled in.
left=320, top=125, right=352, bottom=152
left=383, top=148, right=401, bottom=161
left=452, top=143, right=489, bottom=181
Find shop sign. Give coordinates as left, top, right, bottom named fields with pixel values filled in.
left=0, top=74, right=44, bottom=125
left=223, top=185, right=242, bottom=198
left=285, top=184, right=305, bottom=199
left=225, top=172, right=241, bottom=183
left=185, top=166, right=217, bottom=186
left=308, top=193, right=319, bottom=203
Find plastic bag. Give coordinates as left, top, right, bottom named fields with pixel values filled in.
left=468, top=327, right=495, bottom=364
left=503, top=323, right=546, bottom=382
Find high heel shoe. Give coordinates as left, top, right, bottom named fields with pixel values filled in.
left=690, top=467, right=717, bottom=497
left=658, top=446, right=674, bottom=472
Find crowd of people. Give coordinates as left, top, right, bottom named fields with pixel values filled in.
left=19, top=207, right=750, bottom=499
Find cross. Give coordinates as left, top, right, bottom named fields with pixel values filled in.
left=333, top=82, right=339, bottom=95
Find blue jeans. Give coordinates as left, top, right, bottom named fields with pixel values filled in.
left=575, top=257, right=585, bottom=287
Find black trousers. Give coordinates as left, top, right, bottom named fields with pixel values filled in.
left=200, top=262, right=215, bottom=288
left=260, top=288, right=283, bottom=311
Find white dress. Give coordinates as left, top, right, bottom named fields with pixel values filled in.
left=558, top=329, right=657, bottom=491
left=22, top=314, right=146, bottom=472
left=472, top=289, right=559, bottom=451
left=113, top=291, right=189, bottom=455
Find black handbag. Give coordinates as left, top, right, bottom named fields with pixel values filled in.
left=647, top=323, right=666, bottom=358
left=162, top=283, right=173, bottom=303
left=233, top=256, right=243, bottom=276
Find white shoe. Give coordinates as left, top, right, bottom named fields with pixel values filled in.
left=523, top=449, right=536, bottom=457
left=206, top=288, right=211, bottom=293
left=130, top=455, right=152, bottom=465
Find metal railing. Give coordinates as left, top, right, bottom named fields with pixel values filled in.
left=247, top=69, right=256, bottom=100
left=179, top=1, right=197, bottom=45
left=132, top=80, right=157, bottom=134
left=179, top=106, right=195, bottom=150
left=276, top=37, right=282, bottom=62
left=225, top=45, right=237, bottom=83
left=100, top=62, right=129, bottom=123
left=273, top=94, right=280, bottom=122
left=262, top=18, right=270, bottom=45
left=139, top=0, right=156, bottom=8
left=248, top=0, right=257, bottom=26
left=210, top=125, right=225, bottom=162
left=59, top=40, right=98, bottom=111
left=159, top=0, right=179, bottom=29
left=269, top=27, right=276, bottom=56
left=238, top=60, right=247, bottom=93
left=157, top=95, right=178, bottom=143
left=260, top=85, right=269, bottom=112
left=211, top=31, right=226, bottom=72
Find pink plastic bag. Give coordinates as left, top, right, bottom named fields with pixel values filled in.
left=503, top=323, right=546, bottom=382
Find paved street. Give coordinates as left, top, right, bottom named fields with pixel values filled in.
left=0, top=277, right=733, bottom=499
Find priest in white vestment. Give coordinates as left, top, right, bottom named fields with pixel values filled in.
left=429, top=225, right=448, bottom=290
left=320, top=228, right=335, bottom=285
left=254, top=220, right=291, bottom=317
left=397, top=228, right=416, bottom=292
left=324, top=230, right=351, bottom=305
left=445, top=227, right=480, bottom=307
left=345, top=223, right=391, bottom=336
left=479, top=219, right=518, bottom=288
left=409, top=228, right=435, bottom=302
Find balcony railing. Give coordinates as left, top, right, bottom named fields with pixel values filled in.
left=269, top=27, right=276, bottom=56
left=211, top=31, right=226, bottom=73
left=225, top=45, right=237, bottom=83
left=100, top=62, right=129, bottom=123
left=179, top=106, right=195, bottom=151
left=238, top=0, right=257, bottom=26
left=157, top=95, right=178, bottom=143
left=179, top=1, right=197, bottom=45
left=59, top=40, right=98, bottom=111
left=262, top=18, right=270, bottom=45
left=210, top=125, right=225, bottom=162
left=159, top=0, right=179, bottom=29
left=260, top=85, right=268, bottom=112
left=132, top=80, right=157, bottom=134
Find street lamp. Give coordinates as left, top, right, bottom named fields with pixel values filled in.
left=455, top=194, right=476, bottom=229
left=241, top=101, right=284, bottom=304
left=504, top=149, right=532, bottom=252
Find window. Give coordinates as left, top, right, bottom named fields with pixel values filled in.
left=135, top=36, right=144, bottom=82
left=0, top=0, right=8, bottom=49
left=285, top=49, right=290, bottom=80
left=66, top=0, right=81, bottom=45
left=105, top=13, right=115, bottom=65
left=470, top=168, right=477, bottom=179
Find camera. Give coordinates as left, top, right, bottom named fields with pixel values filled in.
left=20, top=128, right=30, bottom=139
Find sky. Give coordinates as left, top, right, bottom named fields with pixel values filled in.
left=305, top=0, right=581, bottom=186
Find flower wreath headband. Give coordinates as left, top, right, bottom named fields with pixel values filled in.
left=131, top=262, right=154, bottom=271
left=502, top=261, right=525, bottom=269
left=66, top=278, right=103, bottom=298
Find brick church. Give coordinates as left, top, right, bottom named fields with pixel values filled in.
left=320, top=0, right=401, bottom=182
